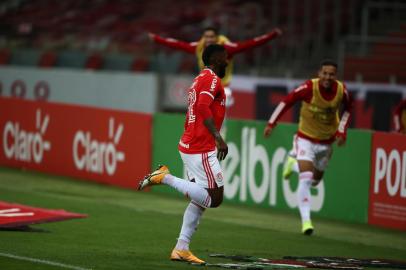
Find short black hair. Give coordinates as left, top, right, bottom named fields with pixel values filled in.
left=203, top=26, right=218, bottom=35
left=320, top=59, right=338, bottom=69
left=202, top=44, right=226, bottom=66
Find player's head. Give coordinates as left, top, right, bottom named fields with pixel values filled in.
left=202, top=26, right=219, bottom=47
left=318, top=59, right=338, bottom=89
left=202, top=44, right=228, bottom=78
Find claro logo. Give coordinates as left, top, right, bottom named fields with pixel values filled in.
left=3, top=110, right=51, bottom=163
left=72, top=118, right=125, bottom=175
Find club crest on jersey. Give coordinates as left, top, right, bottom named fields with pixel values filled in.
left=216, top=172, right=223, bottom=181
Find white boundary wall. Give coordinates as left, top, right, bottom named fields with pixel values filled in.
left=0, top=67, right=158, bottom=113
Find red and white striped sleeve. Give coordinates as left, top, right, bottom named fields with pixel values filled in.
left=225, top=29, right=282, bottom=56
left=151, top=33, right=196, bottom=54
left=267, top=81, right=312, bottom=128
left=197, top=71, right=219, bottom=120
left=336, top=84, right=353, bottom=139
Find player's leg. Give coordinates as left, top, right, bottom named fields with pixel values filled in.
left=173, top=187, right=224, bottom=261
left=312, top=169, right=324, bottom=186
left=138, top=161, right=212, bottom=208
left=296, top=137, right=316, bottom=235
left=283, top=135, right=299, bottom=180
left=297, top=159, right=315, bottom=235
left=171, top=201, right=205, bottom=264
left=296, top=141, right=333, bottom=235
left=172, top=151, right=224, bottom=263
left=137, top=157, right=210, bottom=263
left=312, top=144, right=333, bottom=186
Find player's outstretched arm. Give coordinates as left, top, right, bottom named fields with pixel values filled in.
left=148, top=32, right=196, bottom=54
left=264, top=125, right=273, bottom=138
left=264, top=101, right=287, bottom=139
left=335, top=87, right=353, bottom=147
left=263, top=82, right=310, bottom=139
left=226, top=27, right=283, bottom=55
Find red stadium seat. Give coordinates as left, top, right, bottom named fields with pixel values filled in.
left=131, top=57, right=149, bottom=72
left=39, top=51, right=57, bottom=68
left=0, top=48, right=11, bottom=65
left=85, top=53, right=103, bottom=70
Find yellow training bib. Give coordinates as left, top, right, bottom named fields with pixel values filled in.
left=299, top=78, right=344, bottom=140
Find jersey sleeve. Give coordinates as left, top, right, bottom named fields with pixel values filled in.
left=267, top=81, right=312, bottom=128
left=197, top=74, right=220, bottom=120
left=336, top=84, right=353, bottom=139
left=225, top=29, right=282, bottom=56
left=150, top=33, right=196, bottom=54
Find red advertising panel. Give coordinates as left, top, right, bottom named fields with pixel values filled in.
left=0, top=97, right=151, bottom=189
left=0, top=201, right=87, bottom=228
left=369, top=131, right=406, bottom=230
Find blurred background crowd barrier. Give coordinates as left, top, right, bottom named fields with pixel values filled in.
left=0, top=0, right=405, bottom=83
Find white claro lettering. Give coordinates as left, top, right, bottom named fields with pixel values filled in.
left=73, top=118, right=125, bottom=175
left=3, top=109, right=51, bottom=163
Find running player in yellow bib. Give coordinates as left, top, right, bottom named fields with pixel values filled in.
left=264, top=59, right=353, bottom=235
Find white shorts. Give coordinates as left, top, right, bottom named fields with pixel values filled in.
left=291, top=136, right=333, bottom=171
left=224, top=86, right=234, bottom=108
left=179, top=150, right=224, bottom=189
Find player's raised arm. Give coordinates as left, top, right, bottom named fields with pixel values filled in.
left=225, top=27, right=282, bottom=56
left=264, top=81, right=311, bottom=138
left=148, top=32, right=196, bottom=54
left=335, top=85, right=353, bottom=146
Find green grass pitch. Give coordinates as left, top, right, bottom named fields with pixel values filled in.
left=0, top=167, right=405, bottom=270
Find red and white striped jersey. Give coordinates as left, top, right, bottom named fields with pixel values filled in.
left=179, top=68, right=226, bottom=153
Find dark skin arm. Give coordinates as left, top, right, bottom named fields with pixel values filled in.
left=202, top=117, right=226, bottom=208
left=203, top=118, right=228, bottom=161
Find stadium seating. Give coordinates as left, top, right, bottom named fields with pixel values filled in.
left=10, top=49, right=41, bottom=67
left=343, top=24, right=406, bottom=84
left=0, top=48, right=11, bottom=65
left=2, top=0, right=405, bottom=83
left=103, top=53, right=134, bottom=71
left=38, top=51, right=57, bottom=68
left=85, top=53, right=103, bottom=70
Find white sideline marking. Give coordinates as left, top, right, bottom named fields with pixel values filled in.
left=0, top=252, right=92, bottom=270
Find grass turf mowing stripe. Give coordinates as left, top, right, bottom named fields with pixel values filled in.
left=1, top=167, right=405, bottom=270
left=0, top=252, right=92, bottom=270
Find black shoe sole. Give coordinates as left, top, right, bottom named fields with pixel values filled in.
left=303, top=228, right=314, bottom=235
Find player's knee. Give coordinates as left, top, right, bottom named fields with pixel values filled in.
left=210, top=196, right=223, bottom=208
left=207, top=186, right=224, bottom=208
left=312, top=178, right=322, bottom=186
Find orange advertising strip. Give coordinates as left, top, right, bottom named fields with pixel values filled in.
left=0, top=97, right=152, bottom=189
left=369, top=131, right=406, bottom=230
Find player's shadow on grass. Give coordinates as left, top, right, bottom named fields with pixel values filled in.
left=0, top=225, right=50, bottom=233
